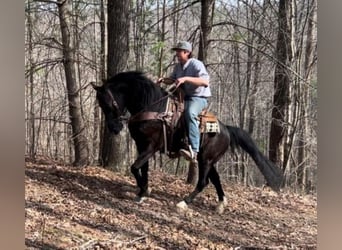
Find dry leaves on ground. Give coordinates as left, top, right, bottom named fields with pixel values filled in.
left=25, top=161, right=317, bottom=250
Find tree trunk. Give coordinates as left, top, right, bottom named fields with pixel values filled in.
left=186, top=0, right=214, bottom=185
left=57, top=0, right=89, bottom=166
left=186, top=161, right=198, bottom=186
left=247, top=0, right=267, bottom=136
left=26, top=0, right=36, bottom=159
left=198, top=0, right=214, bottom=62
left=269, top=0, right=292, bottom=169
left=232, top=20, right=244, bottom=182
left=101, top=0, right=130, bottom=171
left=132, top=0, right=145, bottom=71
left=172, top=0, right=180, bottom=45
left=297, top=0, right=316, bottom=192
left=91, top=0, right=105, bottom=165
left=157, top=0, right=167, bottom=77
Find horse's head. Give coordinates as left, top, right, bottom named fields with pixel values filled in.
left=91, top=82, right=125, bottom=134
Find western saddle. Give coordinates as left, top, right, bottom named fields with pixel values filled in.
left=128, top=78, right=220, bottom=156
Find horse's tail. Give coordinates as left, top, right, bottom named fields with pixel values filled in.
left=226, top=125, right=284, bottom=191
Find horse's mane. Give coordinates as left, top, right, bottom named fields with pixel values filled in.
left=105, top=71, right=167, bottom=113
left=106, top=71, right=151, bottom=85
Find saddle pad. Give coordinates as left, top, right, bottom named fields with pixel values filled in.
left=204, top=121, right=220, bottom=133
left=199, top=111, right=220, bottom=133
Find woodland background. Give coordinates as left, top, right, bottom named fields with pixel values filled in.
left=25, top=0, right=317, bottom=194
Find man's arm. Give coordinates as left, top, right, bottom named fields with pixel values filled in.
left=175, top=76, right=209, bottom=87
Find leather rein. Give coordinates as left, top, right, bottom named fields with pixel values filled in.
left=105, top=81, right=178, bottom=124
left=105, top=80, right=181, bottom=155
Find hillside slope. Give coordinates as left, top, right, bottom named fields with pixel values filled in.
left=25, top=161, right=317, bottom=250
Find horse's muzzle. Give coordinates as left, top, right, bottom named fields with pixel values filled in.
left=107, top=120, right=123, bottom=134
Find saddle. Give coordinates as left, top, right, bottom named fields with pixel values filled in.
left=129, top=78, right=220, bottom=155
left=158, top=77, right=220, bottom=133
left=198, top=109, right=220, bottom=134
left=160, top=86, right=221, bottom=156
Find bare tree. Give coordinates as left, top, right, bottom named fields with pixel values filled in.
left=269, top=0, right=292, bottom=169
left=186, top=0, right=215, bottom=185
left=57, top=0, right=89, bottom=166
left=94, top=0, right=106, bottom=165
left=198, top=0, right=214, bottom=62
left=100, top=0, right=130, bottom=170
left=26, top=0, right=35, bottom=159
left=24, top=0, right=317, bottom=193
left=296, top=0, right=317, bottom=192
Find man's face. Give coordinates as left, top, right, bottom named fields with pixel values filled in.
left=175, top=49, right=190, bottom=64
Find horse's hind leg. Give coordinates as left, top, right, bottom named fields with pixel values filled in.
left=208, top=166, right=227, bottom=214
left=176, top=160, right=211, bottom=211
left=140, top=162, right=151, bottom=196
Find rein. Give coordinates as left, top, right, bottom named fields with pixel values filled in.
left=128, top=94, right=169, bottom=122
left=128, top=83, right=179, bottom=123
left=106, top=80, right=179, bottom=124
left=128, top=85, right=181, bottom=155
left=104, top=77, right=181, bottom=155
left=106, top=87, right=128, bottom=122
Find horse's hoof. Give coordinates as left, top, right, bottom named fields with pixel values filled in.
left=216, top=196, right=227, bottom=214
left=216, top=204, right=224, bottom=214
left=134, top=196, right=146, bottom=203
left=176, top=200, right=188, bottom=212
left=146, top=187, right=152, bottom=196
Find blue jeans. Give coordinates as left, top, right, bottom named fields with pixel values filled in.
left=184, top=96, right=208, bottom=152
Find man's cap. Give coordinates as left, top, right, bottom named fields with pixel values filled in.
left=171, top=41, right=192, bottom=52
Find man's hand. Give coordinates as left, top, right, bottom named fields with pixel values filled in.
left=157, top=77, right=176, bottom=85
left=156, top=78, right=164, bottom=84
left=175, top=77, right=188, bottom=87
left=176, top=76, right=209, bottom=87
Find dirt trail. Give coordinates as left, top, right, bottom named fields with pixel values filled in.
left=25, top=162, right=317, bottom=249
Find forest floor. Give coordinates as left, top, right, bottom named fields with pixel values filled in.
left=25, top=159, right=317, bottom=250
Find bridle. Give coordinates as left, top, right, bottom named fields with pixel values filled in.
left=104, top=80, right=179, bottom=123
left=105, top=87, right=128, bottom=122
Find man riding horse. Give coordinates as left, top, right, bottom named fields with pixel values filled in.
left=159, top=41, right=211, bottom=165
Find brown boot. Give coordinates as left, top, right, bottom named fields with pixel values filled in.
left=179, top=146, right=197, bottom=163
left=191, top=152, right=198, bottom=164
left=179, top=148, right=192, bottom=161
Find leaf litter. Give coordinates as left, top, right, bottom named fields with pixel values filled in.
left=25, top=161, right=316, bottom=250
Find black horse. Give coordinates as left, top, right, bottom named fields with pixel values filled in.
left=92, top=71, right=283, bottom=213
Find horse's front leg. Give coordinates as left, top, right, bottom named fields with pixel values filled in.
left=130, top=148, right=155, bottom=202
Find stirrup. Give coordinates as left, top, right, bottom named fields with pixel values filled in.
left=179, top=145, right=197, bottom=162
